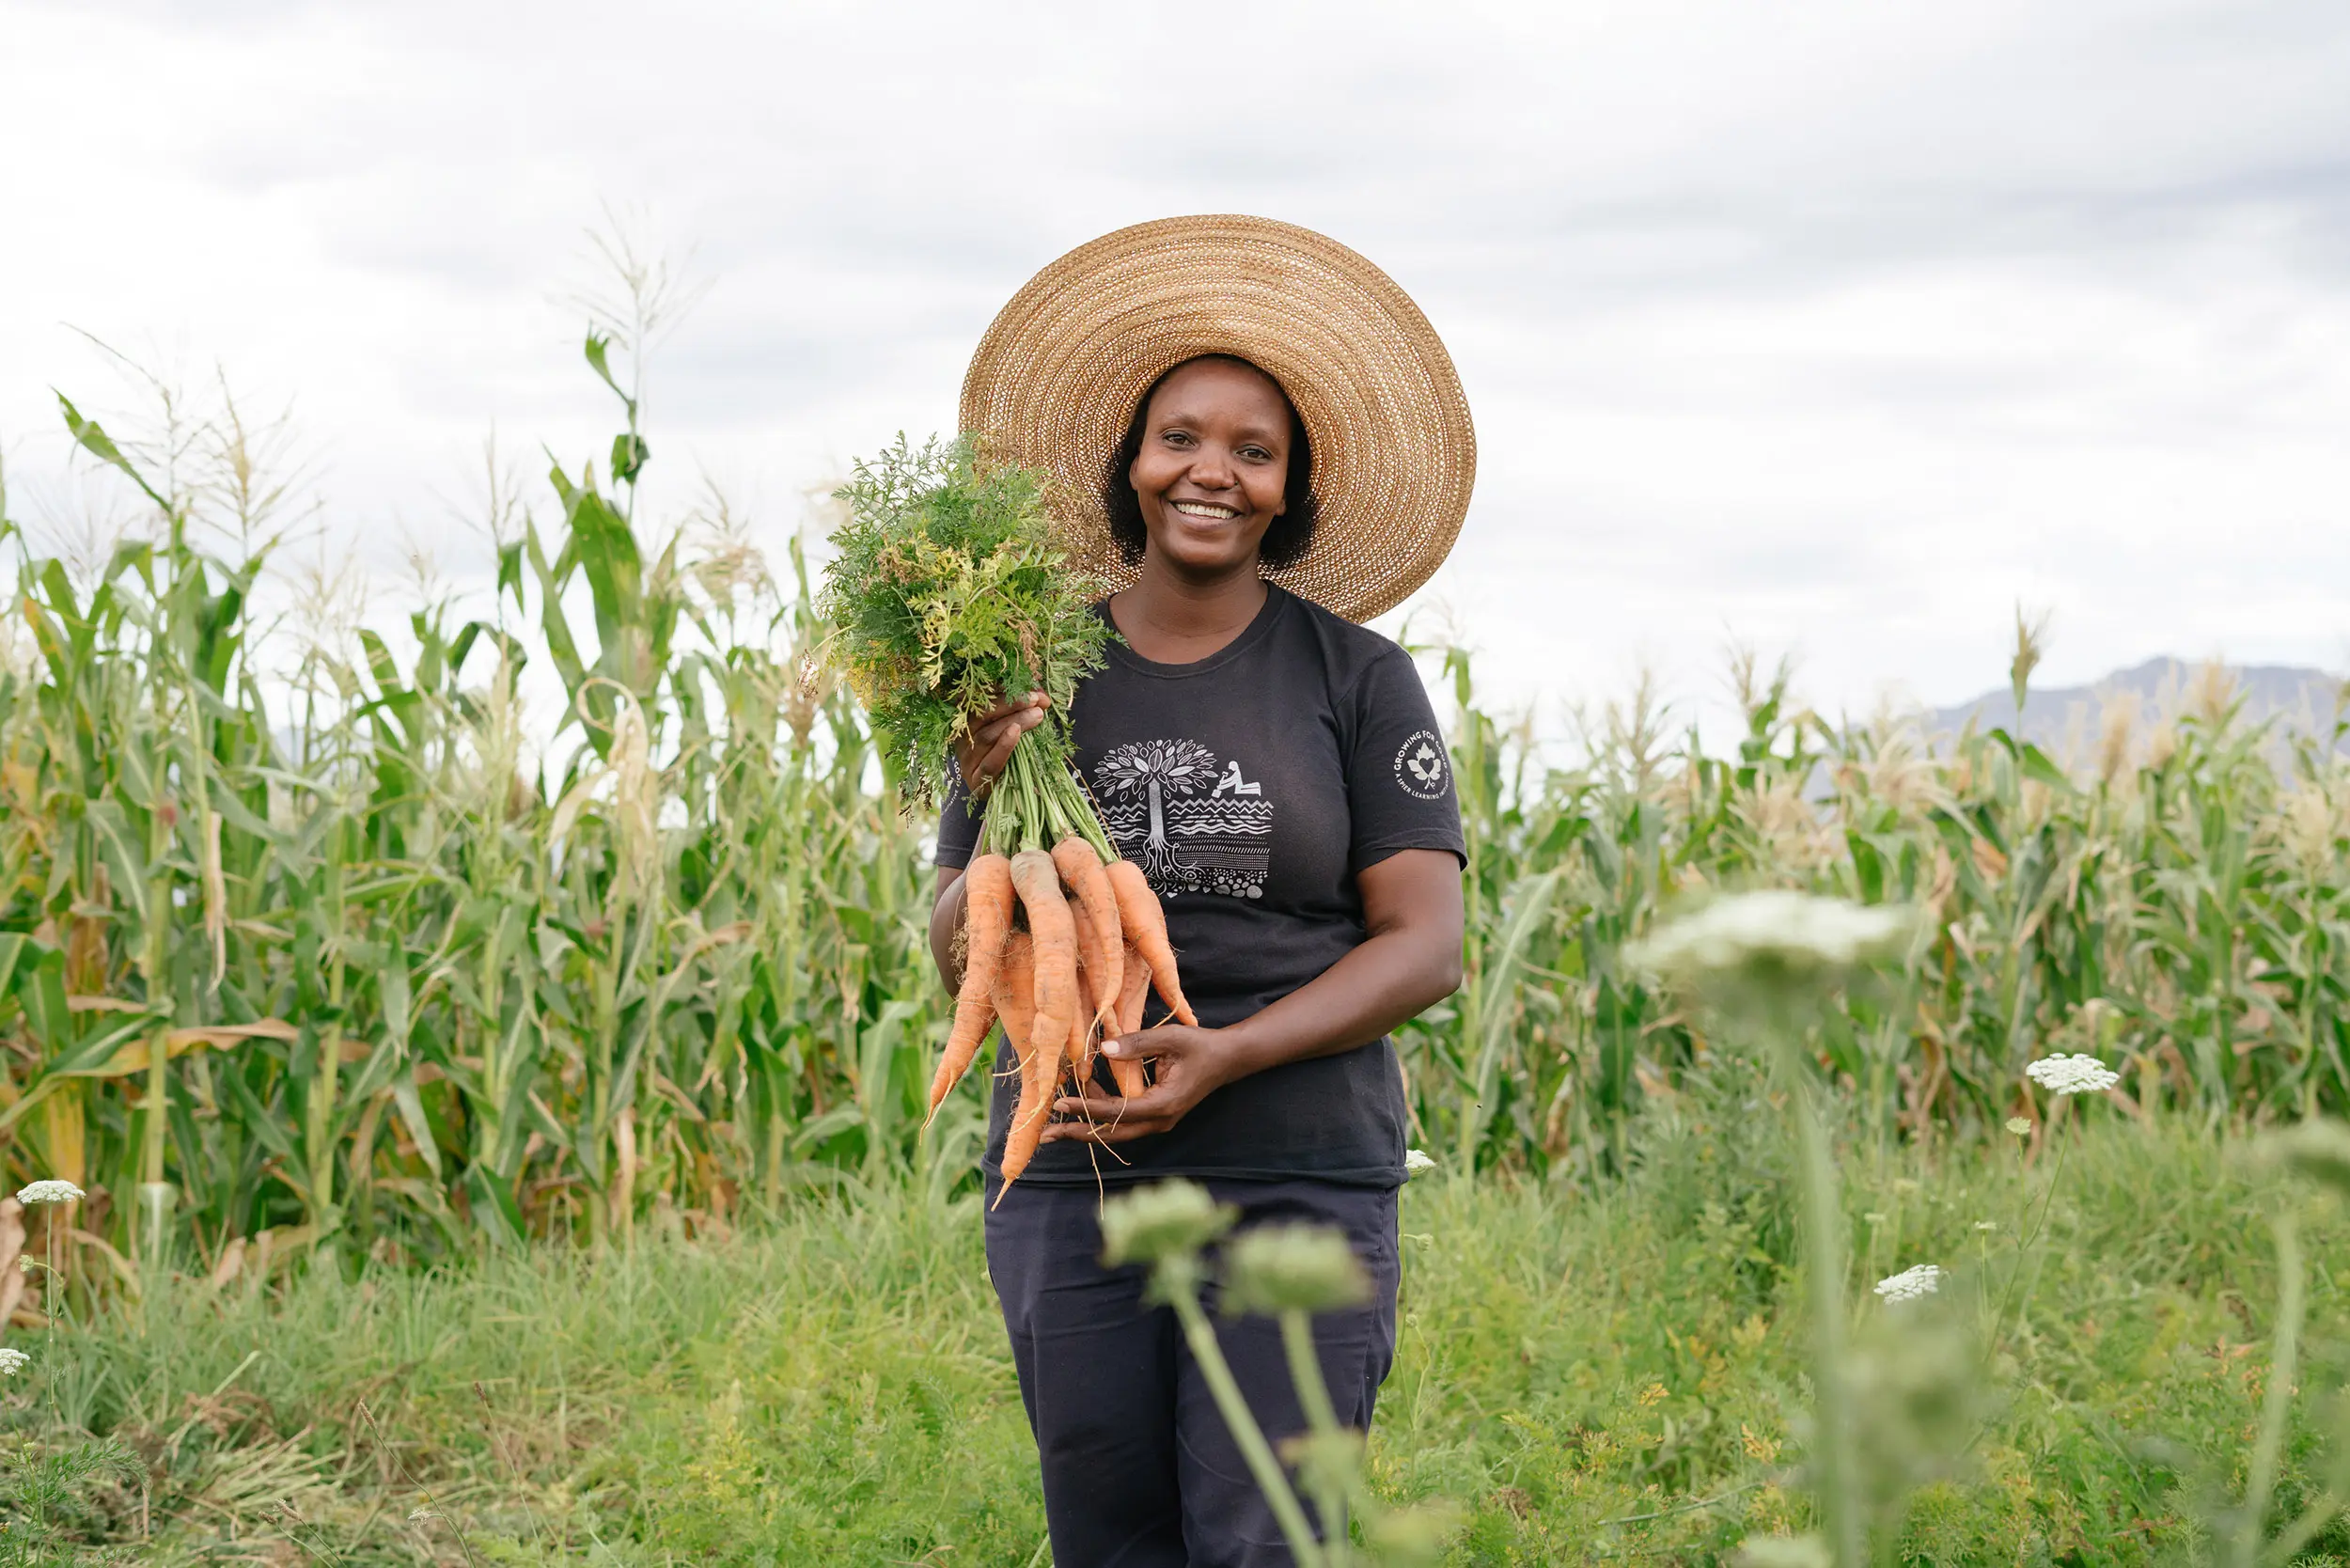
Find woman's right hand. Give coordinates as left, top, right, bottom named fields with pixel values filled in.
left=954, top=690, right=1050, bottom=795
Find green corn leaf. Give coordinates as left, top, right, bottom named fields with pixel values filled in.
left=583, top=332, right=634, bottom=416
left=391, top=1068, right=443, bottom=1180
left=610, top=431, right=650, bottom=486
left=55, top=393, right=170, bottom=511
left=463, top=1164, right=526, bottom=1247
left=496, top=538, right=528, bottom=612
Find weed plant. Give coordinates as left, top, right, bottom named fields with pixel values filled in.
left=0, top=1116, right=2326, bottom=1560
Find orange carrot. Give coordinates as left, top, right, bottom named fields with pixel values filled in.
left=1071, top=938, right=1103, bottom=1082
left=1065, top=877, right=1107, bottom=1050
left=1052, top=838, right=1122, bottom=1031
left=1116, top=938, right=1150, bottom=1036
left=1066, top=984, right=1092, bottom=1097
left=989, top=930, right=1036, bottom=1080
left=999, top=852, right=1076, bottom=1191
left=1103, top=857, right=1196, bottom=1027
left=1109, top=937, right=1150, bottom=1097
left=928, top=854, right=1013, bottom=1125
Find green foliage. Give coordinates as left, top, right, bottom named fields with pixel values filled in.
left=0, top=1434, right=138, bottom=1564
left=1410, top=644, right=2350, bottom=1178
left=3, top=289, right=2349, bottom=1308
left=819, top=434, right=1111, bottom=850
left=0, top=1121, right=2336, bottom=1562
left=0, top=337, right=961, bottom=1286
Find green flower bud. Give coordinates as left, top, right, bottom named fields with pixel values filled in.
left=1221, top=1223, right=1371, bottom=1315
left=1099, top=1180, right=1234, bottom=1268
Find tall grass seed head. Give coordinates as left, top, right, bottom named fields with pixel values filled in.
left=2025, top=1053, right=2119, bottom=1096
left=15, top=1180, right=84, bottom=1206
left=1099, top=1180, right=1234, bottom=1269
left=1222, top=1223, right=1372, bottom=1316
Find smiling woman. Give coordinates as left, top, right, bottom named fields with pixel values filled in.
left=1104, top=353, right=1322, bottom=574
left=928, top=215, right=1476, bottom=1568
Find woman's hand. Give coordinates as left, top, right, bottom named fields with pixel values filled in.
left=954, top=690, right=1050, bottom=796
left=1040, top=848, right=1465, bottom=1146
left=1042, top=1024, right=1247, bottom=1146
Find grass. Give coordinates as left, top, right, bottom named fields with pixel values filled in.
left=5, top=1108, right=2346, bottom=1565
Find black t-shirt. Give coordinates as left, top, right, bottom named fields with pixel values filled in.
left=935, top=583, right=1465, bottom=1188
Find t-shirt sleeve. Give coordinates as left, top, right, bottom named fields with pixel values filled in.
left=1345, top=646, right=1467, bottom=872
left=934, top=768, right=984, bottom=870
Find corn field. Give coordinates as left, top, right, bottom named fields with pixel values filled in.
left=2, top=333, right=2347, bottom=1298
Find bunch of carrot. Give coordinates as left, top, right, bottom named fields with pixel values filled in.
left=928, top=839, right=1194, bottom=1190
left=819, top=436, right=1190, bottom=1191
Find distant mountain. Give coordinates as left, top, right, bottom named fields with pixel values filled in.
left=1930, top=659, right=2346, bottom=762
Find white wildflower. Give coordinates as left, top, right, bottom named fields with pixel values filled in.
left=2004, top=1117, right=2033, bottom=1137
left=1973, top=1221, right=1998, bottom=1231
left=1873, top=1263, right=1944, bottom=1304
left=2025, top=1054, right=2120, bottom=1097
left=14, top=1180, right=84, bottom=1206
left=1402, top=1149, right=1437, bottom=1179
left=408, top=1506, right=439, bottom=1522
left=1629, top=891, right=1916, bottom=982
left=0, top=1348, right=27, bottom=1376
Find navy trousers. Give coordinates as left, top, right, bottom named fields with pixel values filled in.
left=983, top=1175, right=1402, bottom=1568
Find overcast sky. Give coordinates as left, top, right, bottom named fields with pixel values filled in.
left=5, top=0, right=2347, bottom=737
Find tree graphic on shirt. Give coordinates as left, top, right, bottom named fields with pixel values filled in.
left=1095, top=739, right=1217, bottom=878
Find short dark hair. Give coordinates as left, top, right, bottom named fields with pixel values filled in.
left=1101, top=354, right=1321, bottom=570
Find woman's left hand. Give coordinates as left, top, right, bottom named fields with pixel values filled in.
left=1041, top=1025, right=1246, bottom=1145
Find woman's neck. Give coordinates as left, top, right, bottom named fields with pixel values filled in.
left=1109, top=555, right=1269, bottom=666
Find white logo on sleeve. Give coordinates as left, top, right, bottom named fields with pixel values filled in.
left=1393, top=730, right=1451, bottom=800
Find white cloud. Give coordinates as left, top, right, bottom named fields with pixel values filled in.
left=5, top=0, right=2348, bottom=739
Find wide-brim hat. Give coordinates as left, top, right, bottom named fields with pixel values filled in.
left=960, top=214, right=1475, bottom=623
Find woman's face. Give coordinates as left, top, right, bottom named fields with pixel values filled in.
left=1126, top=357, right=1291, bottom=579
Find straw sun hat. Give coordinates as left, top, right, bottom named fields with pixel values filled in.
left=960, top=214, right=1475, bottom=623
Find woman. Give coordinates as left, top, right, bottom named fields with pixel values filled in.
left=929, top=216, right=1475, bottom=1568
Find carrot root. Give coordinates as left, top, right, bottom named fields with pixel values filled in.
left=999, top=851, right=1078, bottom=1193
left=1104, top=857, right=1196, bottom=1027
left=1052, top=837, right=1123, bottom=1032
left=929, top=854, right=1014, bottom=1125
left=1108, top=937, right=1151, bottom=1096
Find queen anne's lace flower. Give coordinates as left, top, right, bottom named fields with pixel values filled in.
left=14, top=1180, right=84, bottom=1206
left=0, top=1348, right=27, bottom=1376
left=1873, top=1263, right=1944, bottom=1304
left=2005, top=1117, right=2033, bottom=1137
left=1403, top=1149, right=1437, bottom=1179
left=2025, top=1054, right=2120, bottom=1097
left=1629, top=892, right=1916, bottom=980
